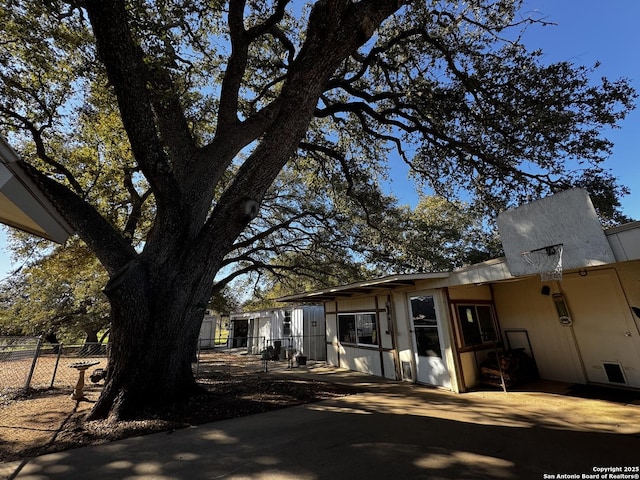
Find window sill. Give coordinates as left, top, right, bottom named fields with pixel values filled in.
left=340, top=342, right=379, bottom=349
left=457, top=342, right=502, bottom=353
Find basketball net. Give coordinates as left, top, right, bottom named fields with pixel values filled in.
left=521, top=244, right=564, bottom=282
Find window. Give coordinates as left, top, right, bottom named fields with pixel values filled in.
left=338, top=313, right=378, bottom=346
left=457, top=304, right=498, bottom=347
left=283, top=310, right=291, bottom=336
left=410, top=295, right=442, bottom=358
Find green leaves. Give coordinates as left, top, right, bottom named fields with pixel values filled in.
left=0, top=0, right=635, bottom=309
left=0, top=238, right=110, bottom=342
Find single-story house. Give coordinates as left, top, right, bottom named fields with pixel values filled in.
left=278, top=189, right=640, bottom=393
left=229, top=305, right=326, bottom=360
left=0, top=135, right=74, bottom=244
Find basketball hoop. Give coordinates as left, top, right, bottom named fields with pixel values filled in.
left=521, top=244, right=564, bottom=281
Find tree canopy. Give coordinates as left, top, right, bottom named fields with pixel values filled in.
left=0, top=238, right=110, bottom=343
left=0, top=0, right=635, bottom=420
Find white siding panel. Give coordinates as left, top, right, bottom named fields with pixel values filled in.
left=448, top=284, right=493, bottom=301
left=325, top=313, right=337, bottom=343
left=327, top=343, right=339, bottom=367
left=340, top=346, right=382, bottom=376
left=382, top=351, right=397, bottom=380
left=607, top=227, right=640, bottom=262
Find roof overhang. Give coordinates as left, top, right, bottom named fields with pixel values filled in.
left=0, top=136, right=74, bottom=244
left=276, top=273, right=450, bottom=303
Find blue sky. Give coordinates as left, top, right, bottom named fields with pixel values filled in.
left=387, top=0, right=640, bottom=217
left=1, top=0, right=639, bottom=279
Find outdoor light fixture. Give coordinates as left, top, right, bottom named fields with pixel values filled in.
left=552, top=293, right=572, bottom=326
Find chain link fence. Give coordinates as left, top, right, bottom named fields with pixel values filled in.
left=0, top=336, right=42, bottom=392
left=2, top=333, right=326, bottom=393
left=0, top=336, right=109, bottom=394
left=222, top=334, right=326, bottom=359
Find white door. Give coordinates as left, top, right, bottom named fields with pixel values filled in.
left=259, top=317, right=272, bottom=349
left=409, top=294, right=451, bottom=389
left=562, top=269, right=640, bottom=388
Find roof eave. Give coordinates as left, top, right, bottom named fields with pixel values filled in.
left=276, top=272, right=450, bottom=303
left=0, top=136, right=75, bottom=244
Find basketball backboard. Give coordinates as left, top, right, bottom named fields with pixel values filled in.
left=497, top=188, right=615, bottom=278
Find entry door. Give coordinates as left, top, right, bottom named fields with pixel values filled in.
left=562, top=269, right=640, bottom=388
left=232, top=320, right=248, bottom=347
left=259, top=317, right=272, bottom=347
left=409, top=294, right=451, bottom=389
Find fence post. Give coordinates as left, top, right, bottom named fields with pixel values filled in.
left=49, top=344, right=63, bottom=388
left=24, top=335, right=43, bottom=391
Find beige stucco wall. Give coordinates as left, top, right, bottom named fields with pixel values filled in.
left=448, top=284, right=493, bottom=301
left=616, top=260, right=640, bottom=334
left=492, top=276, right=586, bottom=384
left=492, top=263, right=640, bottom=388
left=317, top=258, right=640, bottom=390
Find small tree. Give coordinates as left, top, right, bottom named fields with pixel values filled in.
left=0, top=1, right=634, bottom=420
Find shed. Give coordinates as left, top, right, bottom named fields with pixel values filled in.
left=229, top=305, right=325, bottom=360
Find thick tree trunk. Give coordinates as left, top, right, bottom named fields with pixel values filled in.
left=88, top=257, right=209, bottom=421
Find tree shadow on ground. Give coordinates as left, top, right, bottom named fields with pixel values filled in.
left=14, top=386, right=640, bottom=480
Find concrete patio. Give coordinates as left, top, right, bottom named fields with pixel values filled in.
left=5, top=363, right=640, bottom=480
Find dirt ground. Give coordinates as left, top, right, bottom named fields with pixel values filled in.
left=3, top=350, right=640, bottom=473
left=0, top=351, right=361, bottom=465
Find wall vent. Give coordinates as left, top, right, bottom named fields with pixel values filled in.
left=602, top=362, right=626, bottom=384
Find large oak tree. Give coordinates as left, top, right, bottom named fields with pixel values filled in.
left=0, top=0, right=635, bottom=420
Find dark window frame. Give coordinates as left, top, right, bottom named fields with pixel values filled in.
left=338, top=312, right=378, bottom=347
left=283, top=310, right=291, bottom=337
left=454, top=302, right=499, bottom=350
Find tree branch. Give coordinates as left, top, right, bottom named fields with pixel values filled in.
left=84, top=0, right=179, bottom=204
left=20, top=162, right=136, bottom=274
left=0, top=106, right=85, bottom=195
